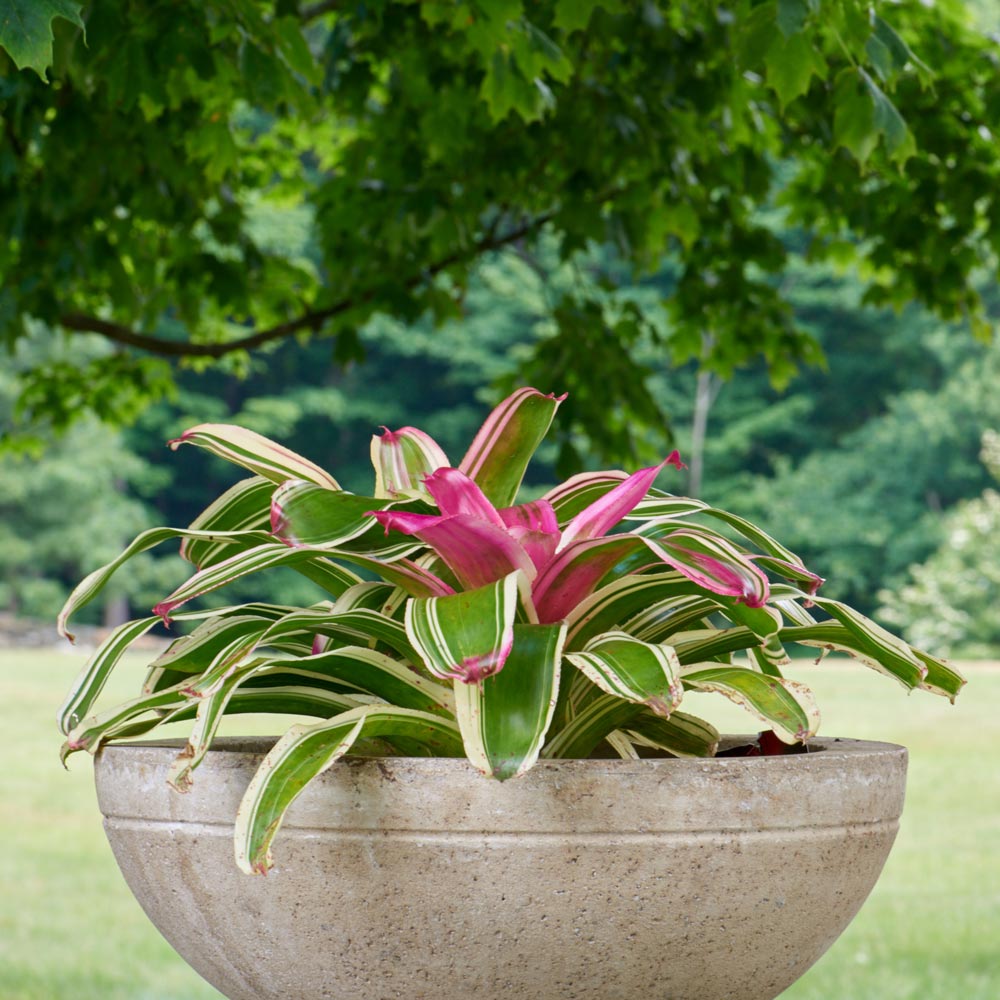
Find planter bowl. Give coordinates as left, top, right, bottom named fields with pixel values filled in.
left=95, top=736, right=906, bottom=1000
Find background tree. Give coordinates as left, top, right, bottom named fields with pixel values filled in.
left=2, top=0, right=999, bottom=457
left=878, top=430, right=1000, bottom=656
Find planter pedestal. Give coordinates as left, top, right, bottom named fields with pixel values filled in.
left=95, top=737, right=906, bottom=1000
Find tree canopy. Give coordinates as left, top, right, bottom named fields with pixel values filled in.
left=1, top=1, right=999, bottom=449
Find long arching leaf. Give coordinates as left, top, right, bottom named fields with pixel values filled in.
left=681, top=665, right=820, bottom=744
left=181, top=476, right=275, bottom=568
left=169, top=423, right=340, bottom=489
left=234, top=706, right=463, bottom=874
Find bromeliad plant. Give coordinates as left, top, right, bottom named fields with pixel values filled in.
left=59, top=388, right=964, bottom=875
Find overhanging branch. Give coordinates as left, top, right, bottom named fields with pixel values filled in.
left=59, top=211, right=556, bottom=361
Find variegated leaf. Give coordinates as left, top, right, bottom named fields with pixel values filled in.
left=790, top=594, right=927, bottom=689
left=61, top=682, right=193, bottom=763
left=682, top=665, right=820, bottom=744
left=371, top=425, right=450, bottom=499
left=912, top=649, right=966, bottom=701
left=58, top=526, right=272, bottom=639
left=150, top=615, right=273, bottom=675
left=453, top=622, right=565, bottom=780
left=621, top=593, right=720, bottom=644
left=255, top=646, right=454, bottom=716
left=624, top=708, right=720, bottom=757
left=272, top=480, right=425, bottom=553
left=557, top=454, right=684, bottom=552
left=566, top=571, right=687, bottom=645
left=234, top=706, right=463, bottom=873
left=542, top=471, right=629, bottom=524
left=181, top=476, right=275, bottom=568
left=262, top=607, right=420, bottom=664
left=168, top=662, right=368, bottom=792
left=542, top=693, right=645, bottom=760
left=566, top=632, right=683, bottom=717
left=670, top=627, right=759, bottom=664
left=169, top=424, right=339, bottom=489
left=405, top=572, right=519, bottom=683
left=458, top=387, right=565, bottom=507
left=59, top=603, right=294, bottom=734
left=57, top=615, right=159, bottom=734
left=152, top=544, right=363, bottom=623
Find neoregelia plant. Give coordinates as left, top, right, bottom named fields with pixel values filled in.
left=59, top=388, right=964, bottom=874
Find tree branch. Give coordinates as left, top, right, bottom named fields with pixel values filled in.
left=59, top=211, right=557, bottom=361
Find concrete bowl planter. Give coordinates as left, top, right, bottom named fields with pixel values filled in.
left=95, top=735, right=906, bottom=1000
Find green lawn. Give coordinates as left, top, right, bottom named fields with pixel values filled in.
left=2, top=648, right=997, bottom=999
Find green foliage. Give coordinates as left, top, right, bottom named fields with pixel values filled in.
left=0, top=341, right=183, bottom=621
left=0, top=0, right=997, bottom=446
left=878, top=431, right=1000, bottom=656
left=0, top=0, right=83, bottom=78
left=708, top=338, right=1000, bottom=613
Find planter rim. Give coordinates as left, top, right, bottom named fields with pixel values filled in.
left=95, top=735, right=907, bottom=836
left=96, top=733, right=903, bottom=768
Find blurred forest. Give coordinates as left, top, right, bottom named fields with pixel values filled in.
left=5, top=219, right=1000, bottom=656
left=2, top=1, right=1000, bottom=655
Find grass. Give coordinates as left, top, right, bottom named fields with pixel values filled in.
left=2, top=647, right=998, bottom=999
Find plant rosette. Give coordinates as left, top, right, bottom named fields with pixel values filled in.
left=59, top=387, right=964, bottom=1000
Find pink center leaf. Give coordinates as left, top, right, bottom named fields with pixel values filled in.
left=557, top=452, right=685, bottom=552
left=422, top=468, right=506, bottom=527
left=369, top=510, right=536, bottom=591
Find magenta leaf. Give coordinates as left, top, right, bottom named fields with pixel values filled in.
left=422, top=468, right=505, bottom=527
left=375, top=511, right=536, bottom=590
left=558, top=453, right=684, bottom=551
left=499, top=500, right=561, bottom=571
left=655, top=529, right=770, bottom=607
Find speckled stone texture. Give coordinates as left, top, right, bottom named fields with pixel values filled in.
left=95, top=737, right=906, bottom=1000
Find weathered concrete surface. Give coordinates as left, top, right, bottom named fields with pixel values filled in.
left=95, top=737, right=906, bottom=1000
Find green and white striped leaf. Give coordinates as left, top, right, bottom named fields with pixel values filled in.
left=61, top=682, right=193, bottom=763
left=458, top=387, right=564, bottom=507
left=371, top=425, right=450, bottom=499
left=543, top=693, right=645, bottom=760
left=543, top=471, right=629, bottom=524
left=181, top=476, right=275, bottom=568
left=670, top=627, right=760, bottom=664
left=256, top=646, right=454, bottom=716
left=271, top=480, right=425, bottom=553
left=682, top=665, right=820, bottom=744
left=234, top=706, right=463, bottom=873
left=624, top=708, right=720, bottom=758
left=151, top=615, right=274, bottom=675
left=565, top=570, right=708, bottom=646
left=405, top=572, right=519, bottom=683
left=566, top=632, right=683, bottom=717
left=57, top=615, right=160, bottom=734
left=700, top=506, right=803, bottom=564
left=453, top=622, right=566, bottom=780
left=58, top=526, right=272, bottom=639
left=912, top=649, right=966, bottom=701
left=152, top=544, right=363, bottom=622
left=782, top=594, right=927, bottom=690
left=169, top=424, right=340, bottom=489
left=262, top=607, right=419, bottom=663
left=168, top=662, right=366, bottom=792
left=59, top=603, right=293, bottom=734
left=621, top=593, right=720, bottom=644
